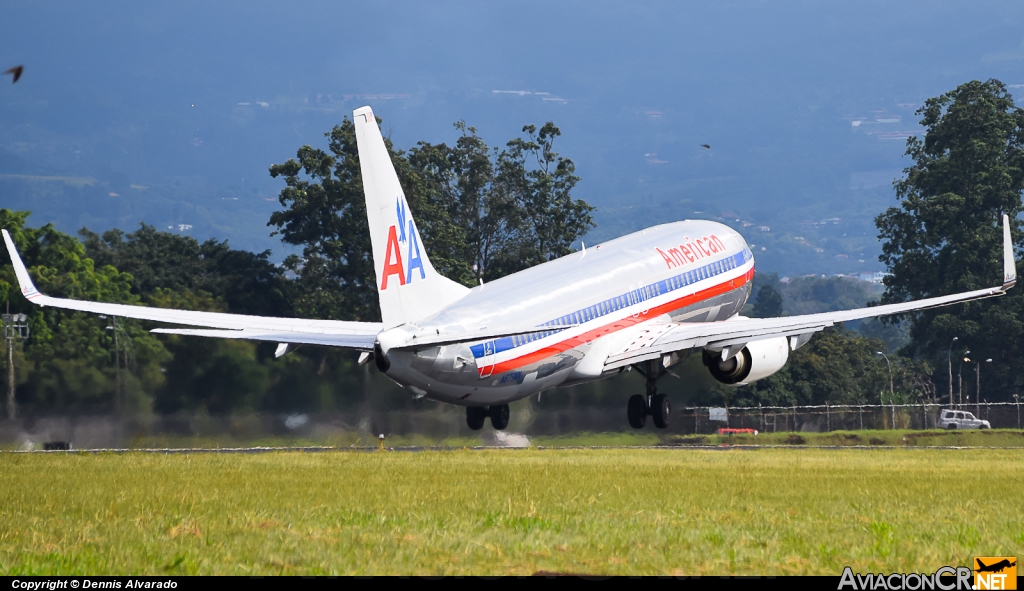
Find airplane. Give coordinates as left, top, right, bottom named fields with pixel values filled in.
left=975, top=559, right=1016, bottom=574
left=2, top=106, right=1018, bottom=431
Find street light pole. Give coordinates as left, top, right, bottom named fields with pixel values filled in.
left=876, top=352, right=895, bottom=399
left=5, top=329, right=12, bottom=420
left=958, top=351, right=969, bottom=408
left=947, top=337, right=958, bottom=407
left=877, top=352, right=895, bottom=428
left=975, top=358, right=991, bottom=418
left=2, top=311, right=30, bottom=420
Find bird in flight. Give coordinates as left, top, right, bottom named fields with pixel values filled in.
left=5, top=65, right=23, bottom=83
left=700, top=144, right=711, bottom=149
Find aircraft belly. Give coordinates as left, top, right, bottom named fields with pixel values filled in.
left=387, top=347, right=583, bottom=406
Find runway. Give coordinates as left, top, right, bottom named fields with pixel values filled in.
left=5, top=443, right=1022, bottom=453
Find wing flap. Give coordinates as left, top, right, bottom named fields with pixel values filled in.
left=604, top=284, right=1006, bottom=371
left=149, top=328, right=377, bottom=350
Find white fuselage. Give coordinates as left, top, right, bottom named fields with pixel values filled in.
left=377, top=220, right=755, bottom=405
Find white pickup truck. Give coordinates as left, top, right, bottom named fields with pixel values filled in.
left=939, top=409, right=991, bottom=430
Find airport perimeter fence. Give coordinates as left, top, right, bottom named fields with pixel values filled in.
left=674, top=401, right=1023, bottom=434
left=0, top=402, right=1021, bottom=449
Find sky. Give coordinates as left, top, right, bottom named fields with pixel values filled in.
left=2, top=1, right=1024, bottom=274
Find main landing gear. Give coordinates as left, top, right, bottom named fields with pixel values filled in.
left=627, top=359, right=671, bottom=429
left=466, top=404, right=510, bottom=431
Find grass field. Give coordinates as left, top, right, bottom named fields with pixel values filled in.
left=1, top=448, right=1021, bottom=575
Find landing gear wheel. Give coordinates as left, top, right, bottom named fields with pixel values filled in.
left=627, top=394, right=648, bottom=429
left=651, top=394, right=671, bottom=429
left=489, top=404, right=510, bottom=430
left=466, top=406, right=487, bottom=431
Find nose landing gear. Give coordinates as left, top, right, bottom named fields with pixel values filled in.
left=627, top=359, right=671, bottom=429
left=466, top=404, right=510, bottom=431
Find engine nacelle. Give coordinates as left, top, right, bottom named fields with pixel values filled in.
left=702, top=337, right=789, bottom=386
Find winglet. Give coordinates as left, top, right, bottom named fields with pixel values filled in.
left=1, top=229, right=42, bottom=301
left=1003, top=214, right=1016, bottom=290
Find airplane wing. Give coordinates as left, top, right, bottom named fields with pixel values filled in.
left=2, top=229, right=381, bottom=351
left=605, top=214, right=1017, bottom=370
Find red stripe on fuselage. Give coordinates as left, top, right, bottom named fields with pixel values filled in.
left=480, top=265, right=754, bottom=376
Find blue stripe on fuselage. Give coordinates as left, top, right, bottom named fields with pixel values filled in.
left=469, top=248, right=751, bottom=359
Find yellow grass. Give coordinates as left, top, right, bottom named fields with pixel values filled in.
left=0, top=448, right=1021, bottom=575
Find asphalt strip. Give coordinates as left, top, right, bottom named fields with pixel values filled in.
left=3, top=444, right=1023, bottom=454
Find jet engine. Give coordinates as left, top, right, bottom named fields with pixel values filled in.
left=702, top=337, right=789, bottom=386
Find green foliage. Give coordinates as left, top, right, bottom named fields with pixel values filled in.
left=488, top=122, right=593, bottom=277
left=0, top=209, right=170, bottom=414
left=751, top=284, right=783, bottom=318
left=876, top=79, right=1024, bottom=401
left=269, top=116, right=596, bottom=322
left=81, top=223, right=292, bottom=317
left=268, top=119, right=379, bottom=321
left=409, top=121, right=594, bottom=282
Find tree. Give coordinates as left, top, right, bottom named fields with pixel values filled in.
left=268, top=120, right=379, bottom=322
left=488, top=123, right=593, bottom=278
left=875, top=79, right=1024, bottom=401
left=80, top=224, right=292, bottom=317
left=751, top=284, right=783, bottom=318
left=268, top=116, right=596, bottom=318
left=0, top=209, right=171, bottom=414
left=409, top=121, right=594, bottom=282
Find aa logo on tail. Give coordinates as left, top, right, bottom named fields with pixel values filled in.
left=380, top=195, right=426, bottom=290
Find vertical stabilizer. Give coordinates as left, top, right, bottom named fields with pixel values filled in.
left=353, top=106, right=470, bottom=328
